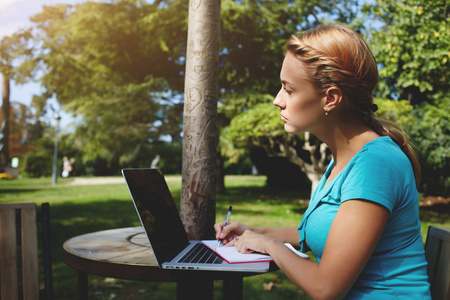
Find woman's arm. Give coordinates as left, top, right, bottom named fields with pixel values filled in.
left=252, top=227, right=301, bottom=246
left=214, top=222, right=300, bottom=246
left=235, top=199, right=389, bottom=300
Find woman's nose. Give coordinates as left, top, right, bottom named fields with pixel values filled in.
left=273, top=89, right=283, bottom=108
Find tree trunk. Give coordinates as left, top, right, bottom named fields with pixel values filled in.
left=216, top=149, right=226, bottom=194
left=1, top=73, right=10, bottom=165
left=181, top=0, right=221, bottom=241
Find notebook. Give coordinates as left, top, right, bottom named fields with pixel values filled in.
left=202, top=240, right=309, bottom=264
left=122, top=168, right=271, bottom=273
left=202, top=240, right=273, bottom=264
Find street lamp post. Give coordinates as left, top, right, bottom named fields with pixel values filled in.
left=51, top=113, right=61, bottom=186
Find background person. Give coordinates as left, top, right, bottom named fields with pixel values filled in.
left=62, top=156, right=70, bottom=178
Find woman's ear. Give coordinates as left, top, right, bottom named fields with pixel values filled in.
left=324, top=87, right=342, bottom=112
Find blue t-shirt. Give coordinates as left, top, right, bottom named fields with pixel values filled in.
left=298, top=136, right=431, bottom=299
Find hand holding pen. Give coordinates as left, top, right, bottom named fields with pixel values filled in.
left=217, top=206, right=232, bottom=247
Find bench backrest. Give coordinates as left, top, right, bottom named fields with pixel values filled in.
left=0, top=203, right=53, bottom=300
left=424, top=226, right=450, bottom=300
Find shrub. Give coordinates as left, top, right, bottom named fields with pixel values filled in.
left=20, top=152, right=54, bottom=178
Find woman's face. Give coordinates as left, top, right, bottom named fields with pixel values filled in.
left=273, top=53, right=326, bottom=135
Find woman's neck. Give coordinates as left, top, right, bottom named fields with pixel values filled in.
left=316, top=112, right=380, bottom=185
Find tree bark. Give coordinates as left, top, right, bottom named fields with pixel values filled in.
left=1, top=73, right=10, bottom=165
left=216, top=149, right=226, bottom=194
left=181, top=0, right=221, bottom=241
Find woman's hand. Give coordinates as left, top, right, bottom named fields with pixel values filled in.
left=214, top=221, right=251, bottom=246
left=232, top=230, right=281, bottom=254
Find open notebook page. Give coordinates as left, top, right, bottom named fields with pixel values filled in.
left=202, top=240, right=309, bottom=264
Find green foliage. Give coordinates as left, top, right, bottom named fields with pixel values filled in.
left=363, top=0, right=449, bottom=104
left=32, top=1, right=187, bottom=101
left=224, top=155, right=254, bottom=175
left=119, top=141, right=183, bottom=174
left=0, top=29, right=34, bottom=82
left=19, top=136, right=55, bottom=178
left=28, top=0, right=187, bottom=173
left=20, top=151, right=53, bottom=177
left=221, top=103, right=285, bottom=162
left=374, top=98, right=415, bottom=127
left=18, top=132, right=80, bottom=177
left=410, top=101, right=450, bottom=168
left=408, top=100, right=450, bottom=196
left=70, top=78, right=170, bottom=170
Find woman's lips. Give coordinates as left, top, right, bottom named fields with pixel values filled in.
left=280, top=114, right=288, bottom=122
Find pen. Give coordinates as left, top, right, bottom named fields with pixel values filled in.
left=217, top=206, right=232, bottom=247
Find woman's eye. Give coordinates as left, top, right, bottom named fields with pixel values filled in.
left=283, top=86, right=292, bottom=94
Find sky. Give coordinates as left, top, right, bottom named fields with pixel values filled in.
left=0, top=0, right=86, bottom=129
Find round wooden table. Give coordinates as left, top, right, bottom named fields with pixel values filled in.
left=63, top=227, right=270, bottom=299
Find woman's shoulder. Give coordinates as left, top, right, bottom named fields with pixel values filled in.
left=346, top=136, right=413, bottom=181
left=360, top=136, right=408, bottom=164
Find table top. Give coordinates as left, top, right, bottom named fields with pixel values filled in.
left=63, top=227, right=266, bottom=282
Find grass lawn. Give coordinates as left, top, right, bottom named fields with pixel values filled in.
left=1, top=175, right=448, bottom=299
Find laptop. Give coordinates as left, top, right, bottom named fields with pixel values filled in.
left=122, top=168, right=270, bottom=273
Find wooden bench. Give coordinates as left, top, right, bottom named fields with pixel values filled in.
left=424, top=226, right=450, bottom=300
left=0, top=203, right=53, bottom=300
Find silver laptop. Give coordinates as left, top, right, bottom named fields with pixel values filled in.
left=122, top=168, right=270, bottom=273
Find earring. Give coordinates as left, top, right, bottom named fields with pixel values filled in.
left=324, top=109, right=328, bottom=116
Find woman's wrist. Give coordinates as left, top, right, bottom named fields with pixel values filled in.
left=264, top=236, right=283, bottom=255
left=251, top=226, right=267, bottom=235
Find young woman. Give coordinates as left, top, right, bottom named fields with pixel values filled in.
left=215, top=25, right=431, bottom=299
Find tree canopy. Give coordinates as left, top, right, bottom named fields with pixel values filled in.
left=363, top=0, right=449, bottom=105
left=0, top=29, right=34, bottom=165
left=29, top=0, right=187, bottom=166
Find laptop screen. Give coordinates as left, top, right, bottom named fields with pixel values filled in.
left=122, top=169, right=190, bottom=265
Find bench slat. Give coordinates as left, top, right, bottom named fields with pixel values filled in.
left=21, top=204, right=39, bottom=300
left=1, top=206, right=18, bottom=300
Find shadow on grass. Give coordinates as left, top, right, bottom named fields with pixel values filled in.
left=0, top=188, right=40, bottom=194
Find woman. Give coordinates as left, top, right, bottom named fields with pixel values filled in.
left=215, top=25, right=431, bottom=299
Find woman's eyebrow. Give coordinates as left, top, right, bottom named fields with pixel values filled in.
left=281, top=80, right=296, bottom=88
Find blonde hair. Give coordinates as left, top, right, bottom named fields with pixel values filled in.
left=286, top=24, right=421, bottom=185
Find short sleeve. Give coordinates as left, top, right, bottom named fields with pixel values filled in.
left=340, top=143, right=412, bottom=213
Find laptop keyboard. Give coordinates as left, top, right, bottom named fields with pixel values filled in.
left=178, top=243, right=224, bottom=264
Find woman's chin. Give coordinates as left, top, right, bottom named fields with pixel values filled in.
left=284, top=124, right=301, bottom=135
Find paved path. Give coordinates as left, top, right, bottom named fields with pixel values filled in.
left=68, top=177, right=125, bottom=185
left=68, top=176, right=181, bottom=185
